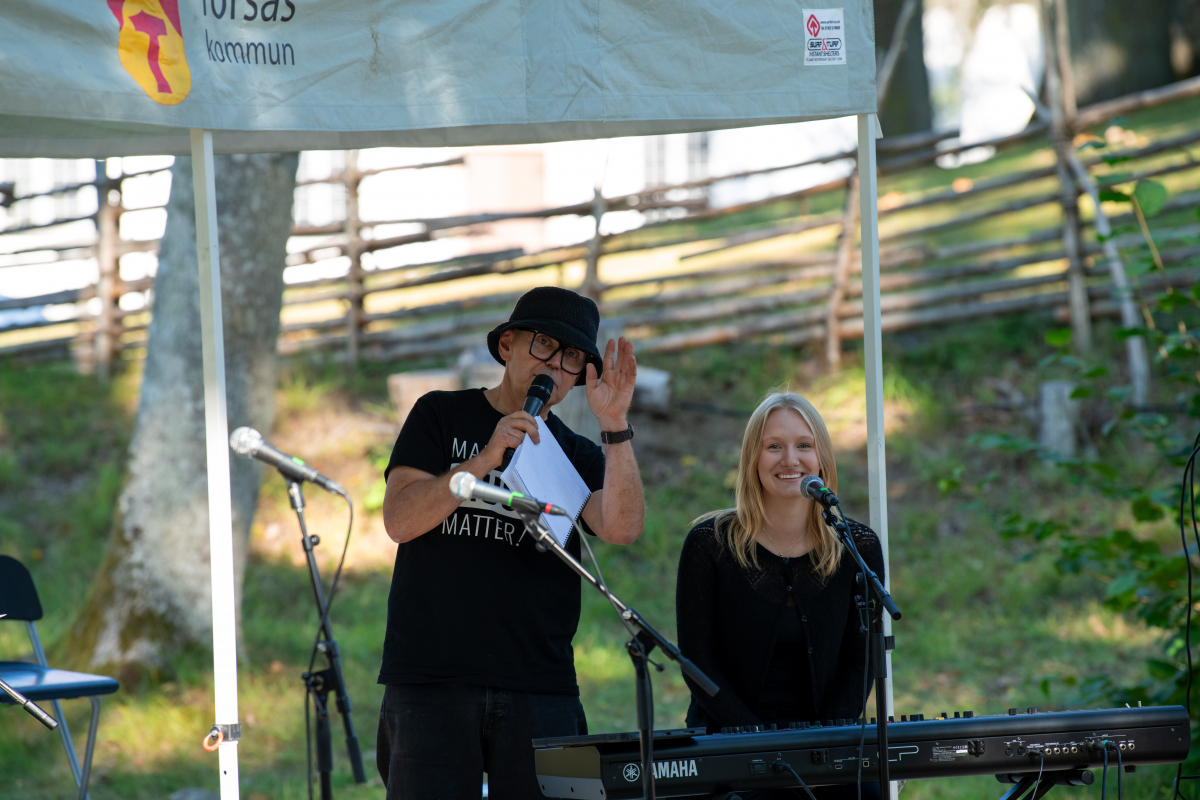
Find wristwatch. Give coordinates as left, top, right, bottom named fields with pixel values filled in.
left=600, top=423, right=635, bottom=445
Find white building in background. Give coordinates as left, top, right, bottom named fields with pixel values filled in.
left=924, top=1, right=1045, bottom=166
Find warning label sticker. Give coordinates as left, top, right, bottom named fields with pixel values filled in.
left=803, top=8, right=846, bottom=65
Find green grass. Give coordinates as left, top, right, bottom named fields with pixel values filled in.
left=0, top=317, right=1189, bottom=799
left=3, top=95, right=1200, bottom=799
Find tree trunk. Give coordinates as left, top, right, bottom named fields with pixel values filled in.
left=1172, top=0, right=1200, bottom=79
left=1066, top=0, right=1173, bottom=106
left=874, top=0, right=933, bottom=135
left=65, top=153, right=298, bottom=682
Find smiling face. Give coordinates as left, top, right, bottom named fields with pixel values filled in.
left=496, top=329, right=577, bottom=409
left=756, top=407, right=821, bottom=501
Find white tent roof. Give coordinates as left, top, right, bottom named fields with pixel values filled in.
left=1, top=4, right=892, bottom=799
left=1, top=0, right=876, bottom=156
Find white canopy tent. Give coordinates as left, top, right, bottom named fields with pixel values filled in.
left=1, top=2, right=893, bottom=797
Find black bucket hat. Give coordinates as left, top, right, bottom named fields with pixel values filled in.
left=487, top=287, right=603, bottom=386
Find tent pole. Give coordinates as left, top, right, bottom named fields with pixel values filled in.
left=857, top=113, right=896, bottom=800
left=190, top=129, right=241, bottom=800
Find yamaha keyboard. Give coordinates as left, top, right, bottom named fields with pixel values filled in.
left=533, top=706, right=1190, bottom=799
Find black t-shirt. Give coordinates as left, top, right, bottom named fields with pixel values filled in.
left=379, top=388, right=606, bottom=695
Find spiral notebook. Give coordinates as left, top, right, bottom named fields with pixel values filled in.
left=501, top=416, right=592, bottom=548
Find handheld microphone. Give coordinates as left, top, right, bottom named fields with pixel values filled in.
left=501, top=374, right=555, bottom=469
left=229, top=427, right=347, bottom=497
left=800, top=475, right=839, bottom=508
left=448, top=471, right=569, bottom=517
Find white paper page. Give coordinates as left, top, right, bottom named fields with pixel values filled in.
left=501, top=417, right=592, bottom=548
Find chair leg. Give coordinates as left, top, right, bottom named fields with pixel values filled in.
left=52, top=698, right=84, bottom=786
left=77, top=696, right=100, bottom=800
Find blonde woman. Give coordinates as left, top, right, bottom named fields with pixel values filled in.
left=676, top=391, right=884, bottom=769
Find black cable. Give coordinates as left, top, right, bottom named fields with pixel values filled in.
left=1029, top=750, right=1045, bottom=800
left=1102, top=740, right=1110, bottom=800
left=834, top=503, right=875, bottom=800
left=1175, top=434, right=1200, bottom=800
left=302, top=493, right=355, bottom=798
left=573, top=515, right=662, bottom=796
left=307, top=494, right=355, bottom=673
left=857, top=582, right=871, bottom=800
left=1116, top=742, right=1123, bottom=800
left=573, top=516, right=658, bottom=795
left=305, top=691, right=313, bottom=800
left=775, top=761, right=820, bottom=800
left=575, top=517, right=641, bottom=643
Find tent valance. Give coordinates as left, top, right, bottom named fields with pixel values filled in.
left=1, top=0, right=876, bottom=156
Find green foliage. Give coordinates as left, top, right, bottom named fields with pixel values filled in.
left=1134, top=180, right=1170, bottom=218
left=363, top=445, right=391, bottom=512
left=936, top=464, right=964, bottom=497
left=1045, top=328, right=1073, bottom=348
left=982, top=306, right=1200, bottom=766
left=1159, top=290, right=1193, bottom=314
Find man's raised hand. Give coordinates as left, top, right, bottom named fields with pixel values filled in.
left=585, top=336, right=637, bottom=430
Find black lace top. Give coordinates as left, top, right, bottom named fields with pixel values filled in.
left=755, top=601, right=815, bottom=723
left=675, top=516, right=885, bottom=732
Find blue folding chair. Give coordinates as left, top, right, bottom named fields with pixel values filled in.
left=0, top=555, right=119, bottom=800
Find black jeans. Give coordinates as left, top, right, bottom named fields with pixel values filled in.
left=376, top=682, right=587, bottom=800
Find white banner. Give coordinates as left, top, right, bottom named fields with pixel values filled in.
left=0, top=0, right=876, bottom=156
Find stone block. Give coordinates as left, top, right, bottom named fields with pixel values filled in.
left=633, top=366, right=672, bottom=416
left=1038, top=380, right=1080, bottom=458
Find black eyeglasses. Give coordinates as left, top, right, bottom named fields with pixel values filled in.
left=524, top=330, right=588, bottom=375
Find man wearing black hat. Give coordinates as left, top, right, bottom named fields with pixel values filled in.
left=376, top=286, right=645, bottom=799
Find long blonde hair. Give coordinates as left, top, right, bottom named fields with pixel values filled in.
left=695, top=390, right=843, bottom=580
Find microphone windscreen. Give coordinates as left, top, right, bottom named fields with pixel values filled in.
left=229, top=427, right=263, bottom=457
left=800, top=474, right=825, bottom=501
left=522, top=373, right=556, bottom=418
left=528, top=374, right=554, bottom=402
left=448, top=471, right=475, bottom=501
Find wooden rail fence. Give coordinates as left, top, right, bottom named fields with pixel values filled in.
left=2, top=75, right=1199, bottom=381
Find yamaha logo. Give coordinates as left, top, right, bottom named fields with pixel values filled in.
left=622, top=759, right=700, bottom=781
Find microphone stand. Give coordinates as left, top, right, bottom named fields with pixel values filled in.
left=512, top=508, right=719, bottom=800
left=286, top=480, right=367, bottom=799
left=0, top=675, right=58, bottom=729
left=821, top=505, right=901, bottom=797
